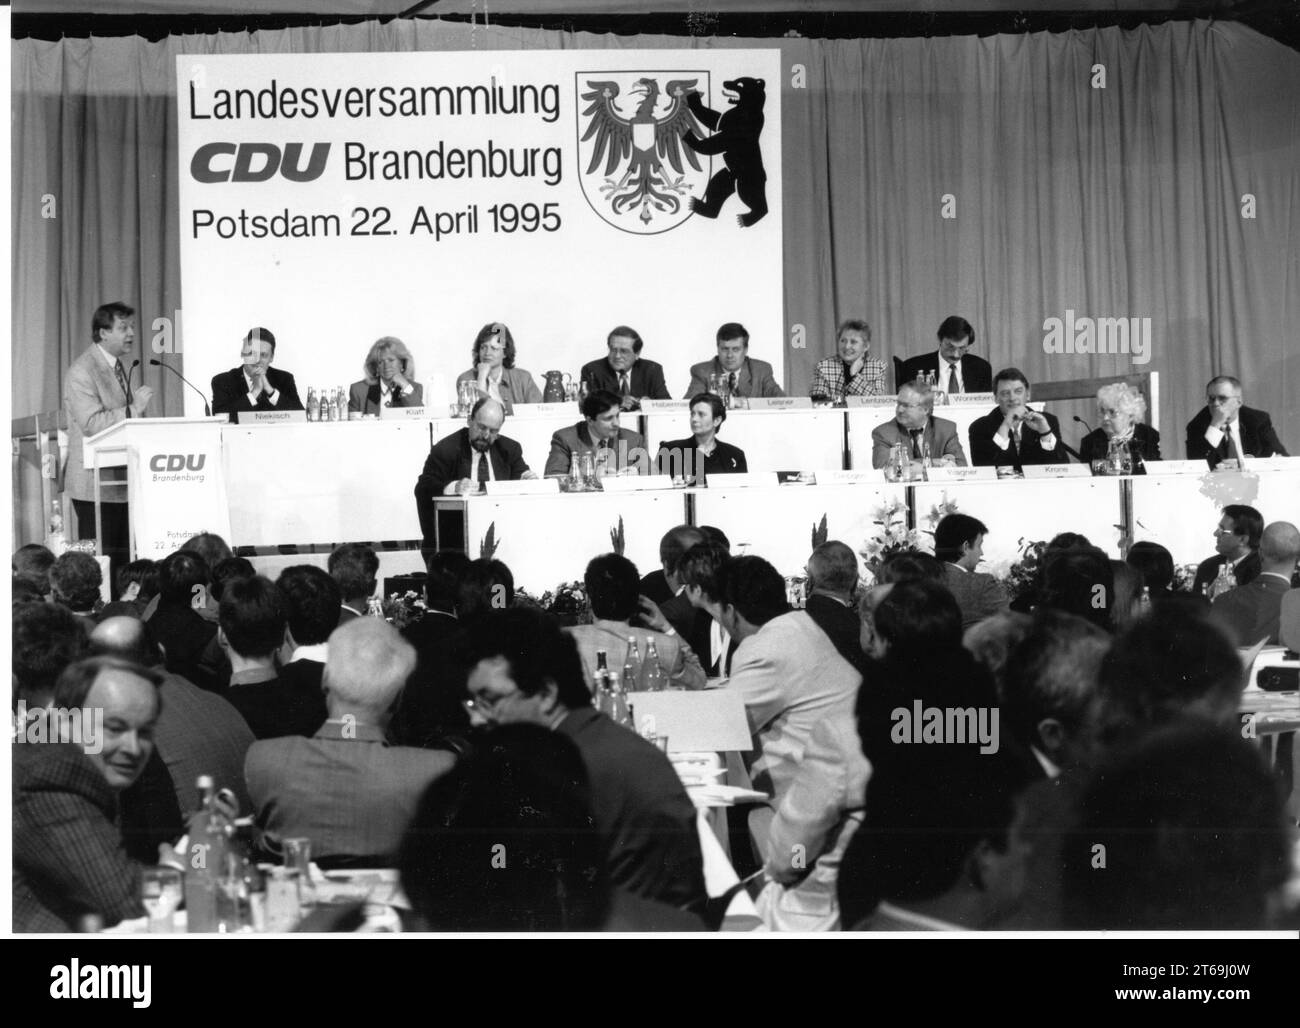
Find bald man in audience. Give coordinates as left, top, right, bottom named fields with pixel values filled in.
left=803, top=541, right=863, bottom=668
left=245, top=618, right=455, bottom=862
left=1210, top=521, right=1300, bottom=646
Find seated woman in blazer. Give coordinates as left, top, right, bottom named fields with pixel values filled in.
left=1078, top=382, right=1161, bottom=472
left=455, top=322, right=542, bottom=415
left=348, top=336, right=424, bottom=414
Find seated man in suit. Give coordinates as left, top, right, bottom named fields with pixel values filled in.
left=347, top=336, right=423, bottom=415
left=414, top=398, right=536, bottom=544
left=580, top=326, right=670, bottom=411
left=1078, top=381, right=1161, bottom=470
left=656, top=393, right=747, bottom=485
left=211, top=327, right=303, bottom=420
left=810, top=318, right=887, bottom=401
left=684, top=322, right=784, bottom=399
left=803, top=541, right=863, bottom=669
left=328, top=543, right=378, bottom=623
left=969, top=368, right=1068, bottom=470
left=1192, top=504, right=1264, bottom=598
left=897, top=315, right=993, bottom=395
left=245, top=618, right=455, bottom=863
left=1186, top=375, right=1289, bottom=468
left=1210, top=520, right=1300, bottom=646
left=934, top=513, right=1010, bottom=629
left=544, top=389, right=648, bottom=478
left=870, top=379, right=968, bottom=472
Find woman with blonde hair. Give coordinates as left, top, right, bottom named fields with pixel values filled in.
left=455, top=322, right=542, bottom=414
left=348, top=336, right=423, bottom=414
left=1078, top=382, right=1161, bottom=471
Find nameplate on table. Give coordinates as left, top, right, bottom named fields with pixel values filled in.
left=483, top=478, right=559, bottom=496
left=944, top=392, right=996, bottom=406
left=745, top=396, right=813, bottom=411
left=243, top=410, right=306, bottom=425
left=709, top=472, right=777, bottom=489
left=843, top=395, right=894, bottom=408
left=815, top=469, right=886, bottom=486
left=599, top=474, right=675, bottom=493
left=378, top=404, right=428, bottom=420
left=1239, top=456, right=1300, bottom=472
left=1022, top=464, right=1092, bottom=479
left=925, top=465, right=997, bottom=482
left=511, top=402, right=574, bottom=417
left=639, top=399, right=690, bottom=413
left=1143, top=459, right=1210, bottom=476
left=629, top=690, right=751, bottom=753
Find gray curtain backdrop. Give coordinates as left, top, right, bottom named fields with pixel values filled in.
left=12, top=18, right=1299, bottom=453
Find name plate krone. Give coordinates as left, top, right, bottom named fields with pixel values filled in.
left=1022, top=464, right=1092, bottom=479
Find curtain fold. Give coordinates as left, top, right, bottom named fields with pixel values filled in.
left=12, top=18, right=1299, bottom=452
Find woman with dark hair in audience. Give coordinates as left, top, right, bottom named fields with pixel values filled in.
left=455, top=558, right=515, bottom=622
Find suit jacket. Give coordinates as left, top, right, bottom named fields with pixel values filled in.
left=1078, top=424, right=1162, bottom=470
left=804, top=593, right=863, bottom=669
left=1185, top=405, right=1289, bottom=467
left=1192, top=551, right=1261, bottom=599
left=639, top=570, right=672, bottom=606
left=62, top=346, right=132, bottom=502
left=1210, top=574, right=1293, bottom=646
left=227, top=669, right=327, bottom=741
left=392, top=612, right=470, bottom=749
left=943, top=563, right=1010, bottom=629
left=655, top=437, right=748, bottom=483
left=580, top=357, right=671, bottom=403
left=969, top=408, right=1068, bottom=469
left=566, top=619, right=706, bottom=691
left=757, top=714, right=870, bottom=931
left=684, top=356, right=784, bottom=399
left=153, top=671, right=255, bottom=817
left=556, top=707, right=707, bottom=915
left=211, top=365, right=303, bottom=418
left=810, top=355, right=887, bottom=400
left=347, top=379, right=424, bottom=415
left=414, top=428, right=531, bottom=543
left=544, top=422, right=648, bottom=477
left=454, top=367, right=542, bottom=413
left=897, top=351, right=993, bottom=393
left=725, top=611, right=862, bottom=806
left=870, top=416, right=968, bottom=469
left=245, top=720, right=455, bottom=862
left=12, top=743, right=143, bottom=932
left=147, top=600, right=221, bottom=690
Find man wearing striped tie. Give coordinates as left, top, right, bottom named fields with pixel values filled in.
left=63, top=302, right=154, bottom=579
left=579, top=326, right=671, bottom=412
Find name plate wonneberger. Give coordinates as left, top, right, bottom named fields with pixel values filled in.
left=745, top=396, right=813, bottom=411
left=1144, top=459, right=1211, bottom=476
left=925, top=465, right=997, bottom=482
left=378, top=404, right=428, bottom=420
left=243, top=410, right=306, bottom=425
left=483, top=478, right=560, bottom=496
left=945, top=392, right=996, bottom=406
left=598, top=474, right=675, bottom=493
left=1022, top=464, right=1092, bottom=480
left=511, top=402, right=575, bottom=417
left=640, top=399, right=690, bottom=413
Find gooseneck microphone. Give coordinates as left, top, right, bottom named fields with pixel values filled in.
left=1073, top=414, right=1095, bottom=435
left=128, top=358, right=141, bottom=388
left=149, top=358, right=212, bottom=417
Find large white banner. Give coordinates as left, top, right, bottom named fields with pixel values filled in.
left=175, top=50, right=783, bottom=414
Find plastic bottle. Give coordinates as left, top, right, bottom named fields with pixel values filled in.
left=46, top=500, right=66, bottom=556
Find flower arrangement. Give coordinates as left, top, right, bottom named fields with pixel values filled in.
left=859, top=499, right=922, bottom=581
left=382, top=589, right=428, bottom=629
left=998, top=538, right=1048, bottom=606
left=1172, top=563, right=1200, bottom=595
left=538, top=580, right=592, bottom=626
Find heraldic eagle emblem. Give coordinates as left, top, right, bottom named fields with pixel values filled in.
left=577, top=73, right=710, bottom=233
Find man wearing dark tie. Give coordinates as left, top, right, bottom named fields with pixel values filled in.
left=896, top=315, right=993, bottom=394
left=683, top=323, right=784, bottom=399
left=579, top=326, right=671, bottom=411
left=210, top=327, right=304, bottom=420
left=543, top=390, right=648, bottom=478
left=413, top=399, right=536, bottom=546
left=63, top=302, right=155, bottom=579
left=1185, top=376, right=1289, bottom=468
left=870, top=380, right=968, bottom=471
left=969, top=368, right=1068, bottom=471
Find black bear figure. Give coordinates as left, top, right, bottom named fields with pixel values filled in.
left=682, top=77, right=768, bottom=228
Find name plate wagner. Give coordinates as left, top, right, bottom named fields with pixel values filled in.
left=640, top=399, right=691, bottom=413
left=378, top=404, right=428, bottom=420
left=243, top=410, right=306, bottom=425
left=1023, top=464, right=1092, bottom=479
left=745, top=396, right=813, bottom=411
left=925, top=465, right=997, bottom=482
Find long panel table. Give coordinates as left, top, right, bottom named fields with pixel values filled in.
left=846, top=401, right=1041, bottom=470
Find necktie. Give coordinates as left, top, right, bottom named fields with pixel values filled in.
left=115, top=361, right=134, bottom=415
left=618, top=372, right=630, bottom=396
left=728, top=371, right=738, bottom=395
left=1224, top=422, right=1241, bottom=462
left=946, top=362, right=959, bottom=395
left=909, top=428, right=924, bottom=459
left=476, top=450, right=491, bottom=487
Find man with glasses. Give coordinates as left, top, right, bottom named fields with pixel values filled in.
left=580, top=326, right=671, bottom=411
left=897, top=315, right=993, bottom=394
left=211, top=327, right=304, bottom=420
left=1186, top=376, right=1288, bottom=468
left=1191, top=504, right=1264, bottom=599
left=870, top=379, right=968, bottom=471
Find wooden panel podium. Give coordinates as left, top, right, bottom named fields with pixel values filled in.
left=82, top=417, right=229, bottom=559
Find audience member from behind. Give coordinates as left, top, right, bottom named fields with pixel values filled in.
left=13, top=601, right=91, bottom=709
left=455, top=557, right=514, bottom=622
left=149, top=549, right=221, bottom=689
left=803, top=541, right=864, bottom=668
left=14, top=543, right=56, bottom=598
left=245, top=618, right=455, bottom=864
left=1210, top=520, right=1300, bottom=646
left=962, top=611, right=1033, bottom=695
left=209, top=556, right=255, bottom=602
left=48, top=551, right=103, bottom=630
left=92, top=615, right=255, bottom=818
left=1108, top=559, right=1143, bottom=631
left=875, top=551, right=946, bottom=585
left=1062, top=723, right=1290, bottom=929
left=115, top=558, right=159, bottom=610
left=676, top=540, right=739, bottom=676
left=635, top=525, right=711, bottom=661
left=275, top=564, right=341, bottom=699
left=220, top=575, right=325, bottom=740
left=461, top=607, right=706, bottom=915
left=329, top=543, right=379, bottom=622
left=1125, top=541, right=1175, bottom=596
left=1036, top=545, right=1114, bottom=631
left=934, top=514, right=1009, bottom=629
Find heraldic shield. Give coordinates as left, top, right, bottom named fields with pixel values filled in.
left=575, top=70, right=712, bottom=234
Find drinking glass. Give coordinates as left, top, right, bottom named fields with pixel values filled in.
left=281, top=837, right=316, bottom=907
left=142, top=866, right=183, bottom=933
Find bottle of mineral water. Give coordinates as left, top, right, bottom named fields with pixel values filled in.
left=643, top=639, right=668, bottom=692
left=184, top=775, right=227, bottom=933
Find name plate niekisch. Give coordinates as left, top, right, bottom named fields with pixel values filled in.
left=244, top=410, right=307, bottom=425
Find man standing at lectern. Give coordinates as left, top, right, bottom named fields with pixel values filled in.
left=211, top=327, right=304, bottom=420
left=64, top=302, right=154, bottom=579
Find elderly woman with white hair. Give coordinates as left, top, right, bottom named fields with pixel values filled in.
left=1078, top=382, right=1161, bottom=471
left=348, top=336, right=424, bottom=414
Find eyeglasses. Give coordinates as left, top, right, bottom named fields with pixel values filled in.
left=463, top=692, right=513, bottom=718
left=896, top=401, right=927, bottom=410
